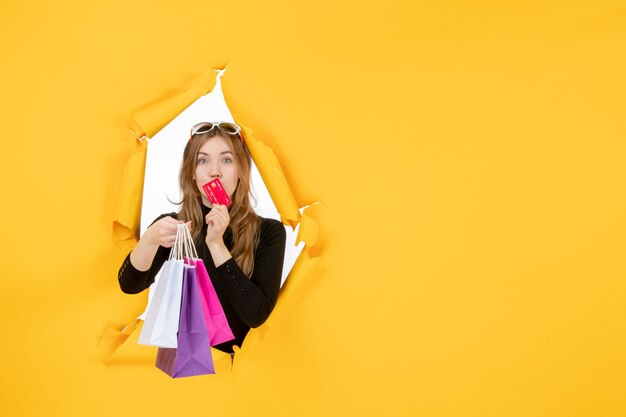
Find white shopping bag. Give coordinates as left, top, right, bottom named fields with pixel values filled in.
left=138, top=225, right=189, bottom=348
left=137, top=259, right=185, bottom=348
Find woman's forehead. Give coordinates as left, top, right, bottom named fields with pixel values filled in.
left=198, top=135, right=233, bottom=154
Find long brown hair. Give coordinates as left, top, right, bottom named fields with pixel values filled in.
left=178, top=129, right=260, bottom=277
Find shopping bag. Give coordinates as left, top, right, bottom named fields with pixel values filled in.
left=137, top=224, right=188, bottom=348
left=155, top=264, right=215, bottom=377
left=137, top=259, right=185, bottom=348
left=191, top=258, right=235, bottom=346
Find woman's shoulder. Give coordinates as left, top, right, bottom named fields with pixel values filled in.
left=257, top=216, right=287, bottom=238
left=255, top=216, right=287, bottom=253
left=258, top=216, right=285, bottom=229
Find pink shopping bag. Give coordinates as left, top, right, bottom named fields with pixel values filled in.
left=188, top=258, right=235, bottom=346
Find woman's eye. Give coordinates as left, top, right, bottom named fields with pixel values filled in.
left=222, top=158, right=232, bottom=164
left=197, top=159, right=207, bottom=165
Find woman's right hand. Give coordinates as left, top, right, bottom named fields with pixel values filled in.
left=144, top=216, right=191, bottom=248
left=130, top=216, right=192, bottom=272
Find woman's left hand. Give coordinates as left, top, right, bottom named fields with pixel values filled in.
left=205, top=204, right=230, bottom=245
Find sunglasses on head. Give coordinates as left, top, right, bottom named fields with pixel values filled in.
left=190, top=121, right=242, bottom=138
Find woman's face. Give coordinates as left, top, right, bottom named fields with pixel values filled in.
left=193, top=135, right=240, bottom=206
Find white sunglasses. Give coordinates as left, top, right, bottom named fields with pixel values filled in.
left=191, top=121, right=241, bottom=136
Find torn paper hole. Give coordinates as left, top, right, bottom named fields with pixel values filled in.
left=138, top=71, right=304, bottom=319
left=102, top=68, right=322, bottom=362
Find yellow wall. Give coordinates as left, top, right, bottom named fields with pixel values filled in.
left=1, top=1, right=625, bottom=416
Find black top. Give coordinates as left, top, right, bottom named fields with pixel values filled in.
left=118, top=204, right=287, bottom=353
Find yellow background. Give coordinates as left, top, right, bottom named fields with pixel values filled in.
left=1, top=1, right=625, bottom=416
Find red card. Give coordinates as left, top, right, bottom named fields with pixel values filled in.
left=202, top=178, right=232, bottom=207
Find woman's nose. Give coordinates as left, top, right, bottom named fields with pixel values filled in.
left=209, top=165, right=222, bottom=178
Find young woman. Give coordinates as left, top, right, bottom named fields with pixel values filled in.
left=118, top=122, right=286, bottom=355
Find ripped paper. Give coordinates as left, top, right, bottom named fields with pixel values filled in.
left=100, top=68, right=323, bottom=364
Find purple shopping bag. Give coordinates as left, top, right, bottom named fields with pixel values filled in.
left=155, top=265, right=215, bottom=378
left=189, top=258, right=235, bottom=346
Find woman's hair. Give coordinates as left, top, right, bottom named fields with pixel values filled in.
left=178, top=129, right=260, bottom=277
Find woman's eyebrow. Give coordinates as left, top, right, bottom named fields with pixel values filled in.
left=197, top=151, right=233, bottom=156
